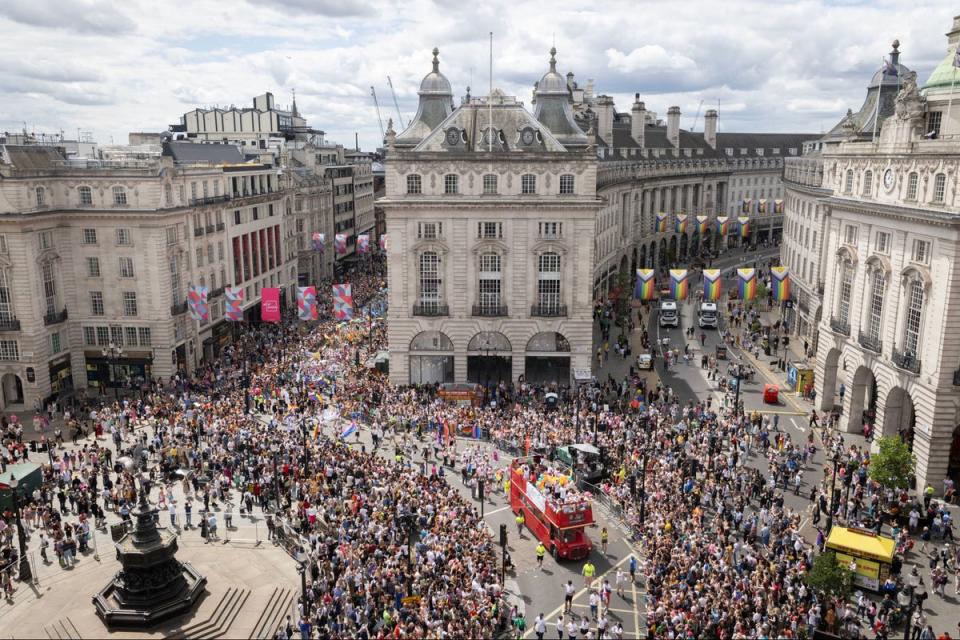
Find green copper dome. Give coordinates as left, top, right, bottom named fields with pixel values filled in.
left=921, top=47, right=960, bottom=96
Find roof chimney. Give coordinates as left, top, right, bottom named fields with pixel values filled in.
left=595, top=96, right=615, bottom=146
left=631, top=93, right=646, bottom=148
left=667, top=106, right=681, bottom=148
left=703, top=109, right=718, bottom=149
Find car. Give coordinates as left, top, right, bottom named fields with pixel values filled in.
left=637, top=353, right=653, bottom=370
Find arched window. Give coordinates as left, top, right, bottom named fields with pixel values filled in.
left=536, top=252, right=561, bottom=314
left=865, top=267, right=885, bottom=346
left=844, top=170, right=854, bottom=194
left=903, top=278, right=925, bottom=356
left=406, top=174, right=422, bottom=194
left=933, top=173, right=946, bottom=203
left=112, top=186, right=127, bottom=205
left=906, top=172, right=918, bottom=200
left=862, top=170, right=873, bottom=196
left=559, top=174, right=575, bottom=195
left=79, top=186, right=93, bottom=205
left=418, top=251, right=442, bottom=313
left=837, top=260, right=854, bottom=327
left=35, top=187, right=45, bottom=206
left=521, top=174, right=537, bottom=195
left=478, top=252, right=502, bottom=313
left=483, top=174, right=498, bottom=195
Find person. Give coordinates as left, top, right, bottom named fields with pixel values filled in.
left=516, top=512, right=525, bottom=536
left=556, top=614, right=565, bottom=639
left=564, top=580, right=575, bottom=613
left=600, top=527, right=609, bottom=555
left=536, top=541, right=546, bottom=569
left=809, top=410, right=819, bottom=429
left=615, top=568, right=626, bottom=598
left=588, top=590, right=599, bottom=620
left=184, top=499, right=193, bottom=529
left=582, top=559, right=596, bottom=589
left=534, top=613, right=547, bottom=640
left=628, top=554, right=637, bottom=583
left=513, top=612, right=526, bottom=639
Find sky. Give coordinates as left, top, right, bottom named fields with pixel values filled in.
left=0, top=0, right=957, bottom=152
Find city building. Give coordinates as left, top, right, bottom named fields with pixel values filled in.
left=813, top=15, right=960, bottom=490
left=382, top=48, right=602, bottom=386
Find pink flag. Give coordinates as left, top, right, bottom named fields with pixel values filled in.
left=261, top=287, right=281, bottom=323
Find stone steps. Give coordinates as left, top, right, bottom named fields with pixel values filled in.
left=43, top=617, right=81, bottom=640
left=247, top=587, right=295, bottom=640
left=170, top=586, right=249, bottom=640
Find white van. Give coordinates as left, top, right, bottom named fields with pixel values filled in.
left=698, top=302, right=718, bottom=329
left=659, top=300, right=679, bottom=328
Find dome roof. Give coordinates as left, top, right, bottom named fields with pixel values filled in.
left=868, top=63, right=910, bottom=88
left=419, top=47, right=452, bottom=96
left=922, top=46, right=960, bottom=95
left=536, top=48, right=568, bottom=96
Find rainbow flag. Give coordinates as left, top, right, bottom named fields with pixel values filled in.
left=737, top=268, right=757, bottom=300
left=656, top=212, right=668, bottom=233
left=738, top=216, right=751, bottom=239
left=741, top=199, right=752, bottom=214
left=771, top=267, right=791, bottom=301
left=696, top=215, right=710, bottom=235
left=703, top=269, right=722, bottom=300
left=716, top=216, right=730, bottom=236
left=634, top=269, right=656, bottom=300
left=669, top=269, right=689, bottom=300
left=757, top=200, right=768, bottom=214
left=675, top=214, right=688, bottom=234
left=774, top=199, right=784, bottom=214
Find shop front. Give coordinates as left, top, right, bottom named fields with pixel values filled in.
left=84, top=351, right=153, bottom=392
left=48, top=356, right=73, bottom=397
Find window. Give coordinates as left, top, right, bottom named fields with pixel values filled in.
left=196, top=247, right=204, bottom=268
left=122, top=292, right=138, bottom=316
left=926, top=111, right=942, bottom=138
left=875, top=231, right=890, bottom=254
left=112, top=186, right=127, bottom=205
left=867, top=269, right=885, bottom=343
left=406, top=174, right=422, bottom=194
left=218, top=242, right=224, bottom=261
left=124, top=327, right=137, bottom=346
left=838, top=262, right=854, bottom=326
left=904, top=172, right=918, bottom=201
left=83, top=327, right=95, bottom=346
left=912, top=239, right=930, bottom=264
left=82, top=228, right=97, bottom=244
left=50, top=331, right=62, bottom=354
left=903, top=279, right=924, bottom=355
left=443, top=174, right=459, bottom=195
left=234, top=210, right=242, bottom=225
left=166, top=226, right=178, bottom=245
left=933, top=173, right=946, bottom=203
left=87, top=257, right=101, bottom=277
left=164, top=183, right=172, bottom=205
left=862, top=171, right=873, bottom=196
left=119, top=257, right=135, bottom=278
left=483, top=174, right=498, bottom=195
left=537, top=252, right=561, bottom=311
left=844, top=225, right=858, bottom=246
left=116, top=228, right=131, bottom=245
left=90, top=291, right=104, bottom=316
left=478, top=222, right=502, bottom=239
left=111, top=326, right=123, bottom=345
left=138, top=327, right=152, bottom=346
left=844, top=170, right=853, bottom=194
left=96, top=326, right=109, bottom=346
left=521, top=174, right=537, bottom=195
left=207, top=244, right=214, bottom=264
left=79, top=186, right=93, bottom=205
left=0, top=270, right=12, bottom=322
left=35, top=187, right=45, bottom=206
left=38, top=230, right=51, bottom=250
left=417, top=222, right=442, bottom=239
left=42, top=262, right=57, bottom=315
left=419, top=252, right=441, bottom=309
left=0, top=341, right=19, bottom=361
left=479, top=252, right=502, bottom=310
left=559, top=174, right=575, bottom=195
left=538, top=222, right=562, bottom=239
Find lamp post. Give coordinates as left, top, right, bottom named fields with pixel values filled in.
left=101, top=341, right=124, bottom=403
left=639, top=452, right=648, bottom=528
left=298, top=561, right=310, bottom=618
left=272, top=450, right=282, bottom=513
left=574, top=389, right=581, bottom=443
left=8, top=473, right=33, bottom=583
left=825, top=454, right=841, bottom=533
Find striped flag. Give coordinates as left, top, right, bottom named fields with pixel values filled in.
left=656, top=212, right=668, bottom=233
left=703, top=269, right=722, bottom=300
left=340, top=421, right=358, bottom=439
left=675, top=214, right=688, bottom=234
left=737, top=268, right=757, bottom=300
left=716, top=216, right=730, bottom=236
left=669, top=269, right=689, bottom=300
left=634, top=269, right=656, bottom=300
left=738, top=216, right=751, bottom=239
left=771, top=267, right=791, bottom=301
left=696, top=215, right=710, bottom=235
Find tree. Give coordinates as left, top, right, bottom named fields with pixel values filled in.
left=804, top=551, right=855, bottom=599
left=868, top=435, right=916, bottom=492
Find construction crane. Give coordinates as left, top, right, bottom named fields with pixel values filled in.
left=386, top=76, right=406, bottom=130
left=688, top=99, right=705, bottom=132
left=370, top=86, right=385, bottom=140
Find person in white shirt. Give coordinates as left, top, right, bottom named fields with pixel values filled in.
left=556, top=614, right=565, bottom=639
left=534, top=613, right=547, bottom=640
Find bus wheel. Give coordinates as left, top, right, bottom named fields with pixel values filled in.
left=551, top=546, right=559, bottom=560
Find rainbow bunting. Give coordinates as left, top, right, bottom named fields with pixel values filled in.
left=738, top=216, right=751, bottom=239
left=634, top=269, right=656, bottom=300
left=656, top=212, right=668, bottom=233
left=696, top=215, right=710, bottom=235
left=771, top=266, right=791, bottom=301
left=675, top=214, right=688, bottom=234
left=669, top=269, right=689, bottom=300
left=716, top=216, right=730, bottom=236
left=737, top=268, right=757, bottom=300
left=703, top=269, right=722, bottom=301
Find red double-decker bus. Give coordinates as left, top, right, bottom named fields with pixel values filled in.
left=509, top=457, right=593, bottom=560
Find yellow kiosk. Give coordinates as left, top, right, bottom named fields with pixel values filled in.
left=825, top=526, right=896, bottom=591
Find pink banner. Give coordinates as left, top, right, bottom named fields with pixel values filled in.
left=261, top=287, right=281, bottom=323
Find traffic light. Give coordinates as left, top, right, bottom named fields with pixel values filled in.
left=499, top=524, right=508, bottom=547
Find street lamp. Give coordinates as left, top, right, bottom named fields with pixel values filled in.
left=101, top=341, right=124, bottom=402
left=731, top=364, right=745, bottom=417
left=8, top=473, right=33, bottom=582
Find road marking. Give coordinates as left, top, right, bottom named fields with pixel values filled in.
left=484, top=505, right=513, bottom=516
left=630, top=567, right=641, bottom=637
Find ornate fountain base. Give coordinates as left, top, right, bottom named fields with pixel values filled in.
left=93, top=559, right=207, bottom=627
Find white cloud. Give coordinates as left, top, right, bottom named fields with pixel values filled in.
left=605, top=46, right=697, bottom=74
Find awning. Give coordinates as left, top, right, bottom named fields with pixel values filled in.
left=826, top=527, right=895, bottom=563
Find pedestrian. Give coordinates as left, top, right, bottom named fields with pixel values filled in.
left=582, top=560, right=596, bottom=589
left=600, top=527, right=608, bottom=555
left=184, top=499, right=193, bottom=529
left=534, top=613, right=547, bottom=640
left=536, top=541, right=546, bottom=569
left=564, top=580, right=575, bottom=613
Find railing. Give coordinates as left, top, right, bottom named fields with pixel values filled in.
left=953, top=369, right=960, bottom=386
left=829, top=316, right=850, bottom=336
left=205, top=225, right=215, bottom=234
left=530, top=304, right=567, bottom=317
left=0, top=318, right=21, bottom=331
left=190, top=195, right=232, bottom=206
left=857, top=331, right=882, bottom=354
left=891, top=348, right=920, bottom=374
left=170, top=301, right=188, bottom=316
left=43, top=308, right=68, bottom=326
left=472, top=304, right=508, bottom=317
left=216, top=222, right=225, bottom=231
left=412, top=302, right=449, bottom=316
left=193, top=227, right=204, bottom=237
left=209, top=287, right=225, bottom=299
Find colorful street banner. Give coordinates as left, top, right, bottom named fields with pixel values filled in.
left=741, top=199, right=752, bottom=214
left=261, top=287, right=281, bottom=323
left=696, top=215, right=710, bottom=235
left=674, top=214, right=688, bottom=234
left=669, top=269, right=689, bottom=300
left=737, top=268, right=757, bottom=300
left=738, top=216, right=751, bottom=239
left=379, top=234, right=387, bottom=251
left=703, top=269, right=722, bottom=301
left=633, top=269, right=656, bottom=300
left=224, top=286, right=244, bottom=321
left=332, top=283, right=353, bottom=320
left=757, top=200, right=768, bottom=214
left=716, top=216, right=730, bottom=236
left=771, top=267, right=791, bottom=301
left=187, top=285, right=209, bottom=322
left=312, top=232, right=325, bottom=252
left=656, top=212, right=668, bottom=233
left=334, top=234, right=347, bottom=254
left=774, top=199, right=784, bottom=214
left=297, top=286, right=318, bottom=321
left=357, top=234, right=371, bottom=254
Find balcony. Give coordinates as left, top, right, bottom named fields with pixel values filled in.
left=193, top=227, right=204, bottom=237
left=891, top=348, right=920, bottom=374
left=209, top=287, right=225, bottom=299
left=412, top=302, right=449, bottom=316
left=216, top=222, right=225, bottom=231
left=857, top=331, right=882, bottom=354
left=190, top=194, right=232, bottom=207
left=170, top=301, right=188, bottom=316
left=530, top=304, right=567, bottom=317
left=205, top=225, right=216, bottom=234
left=472, top=304, right=508, bottom=317
left=0, top=318, right=21, bottom=331
left=43, top=308, right=68, bottom=326
left=953, top=369, right=960, bottom=386
left=829, top=316, right=850, bottom=336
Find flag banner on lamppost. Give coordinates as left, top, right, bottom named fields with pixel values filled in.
left=187, top=285, right=208, bottom=322
left=771, top=267, right=791, bottom=301
left=758, top=200, right=768, bottom=214
left=738, top=216, right=751, bottom=239
left=312, top=232, right=325, bottom=252
left=716, top=216, right=730, bottom=236
left=297, top=286, right=318, bottom=321
left=674, top=214, right=688, bottom=234
left=656, top=212, right=668, bottom=233
left=379, top=234, right=387, bottom=251
left=703, top=269, right=722, bottom=300
left=738, top=268, right=757, bottom=300
left=261, top=287, right=281, bottom=323
left=357, top=234, right=370, bottom=253
left=225, top=286, right=244, bottom=321
left=741, top=199, right=752, bottom=214
left=633, top=269, right=657, bottom=300
left=696, top=215, right=710, bottom=235
left=334, top=234, right=347, bottom=254
left=774, top=199, right=784, bottom=214
left=332, top=284, right=353, bottom=320
left=669, top=269, right=689, bottom=300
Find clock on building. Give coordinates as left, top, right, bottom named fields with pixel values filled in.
left=445, top=128, right=462, bottom=147
left=883, top=168, right=894, bottom=190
